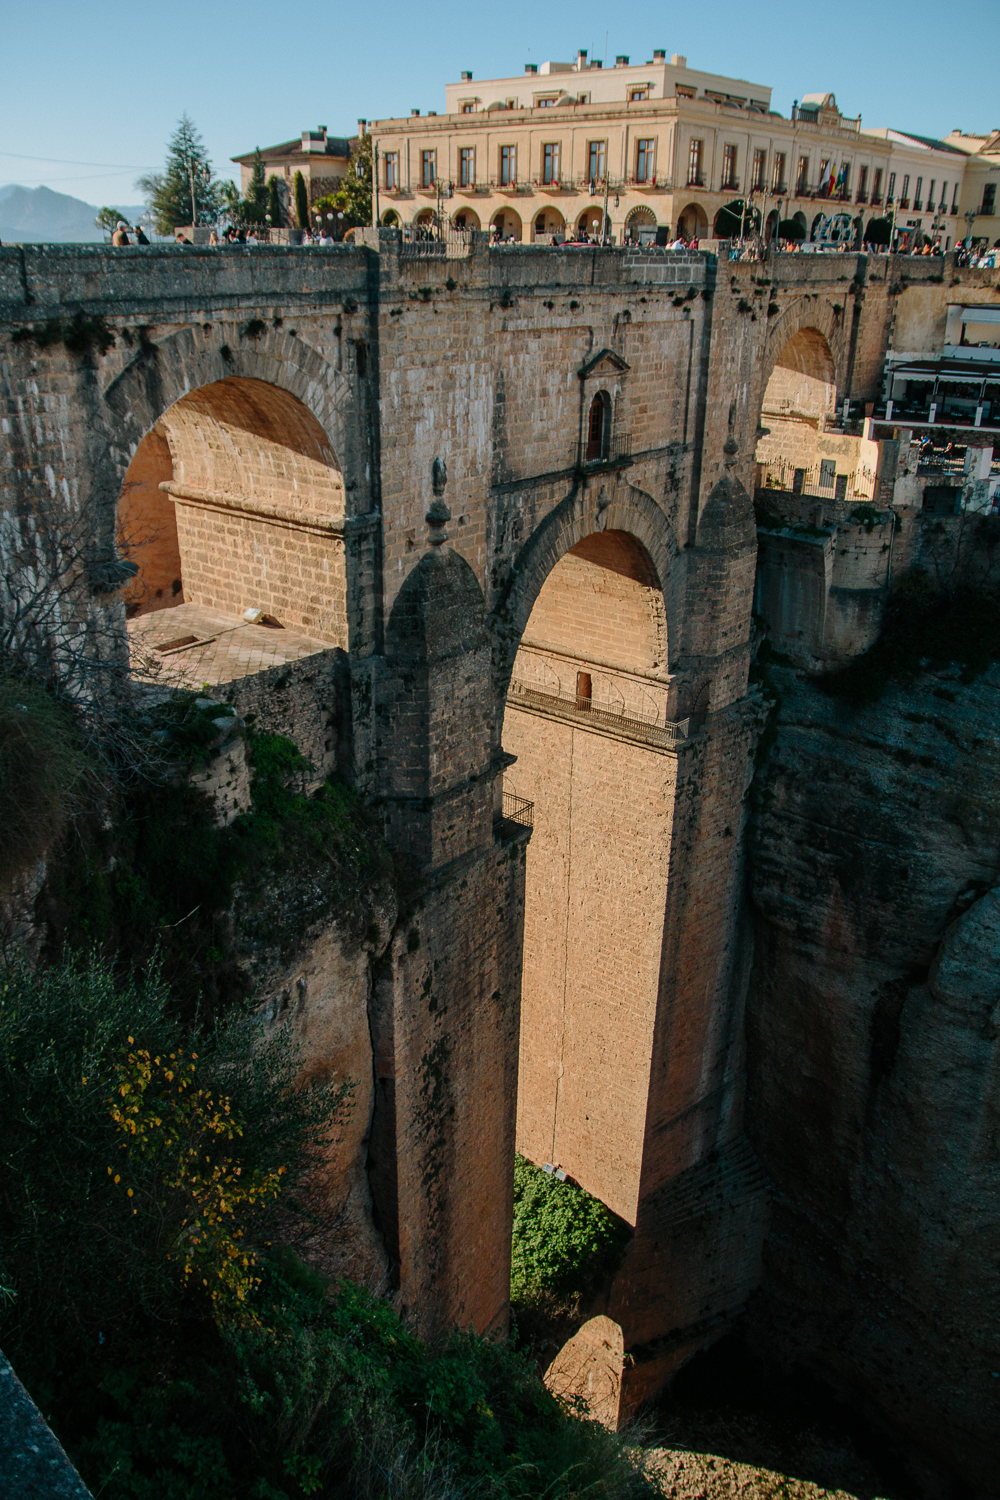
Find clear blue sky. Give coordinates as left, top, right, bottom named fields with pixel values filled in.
left=2, top=0, right=996, bottom=206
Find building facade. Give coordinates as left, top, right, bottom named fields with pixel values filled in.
left=365, top=52, right=966, bottom=248
left=944, top=129, right=1000, bottom=250
left=232, top=126, right=355, bottom=211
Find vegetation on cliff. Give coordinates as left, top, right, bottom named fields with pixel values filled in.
left=0, top=952, right=653, bottom=1499
left=511, top=1156, right=632, bottom=1305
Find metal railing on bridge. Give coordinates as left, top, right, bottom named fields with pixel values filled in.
left=508, top=679, right=690, bottom=747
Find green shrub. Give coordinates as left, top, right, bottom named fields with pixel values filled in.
left=510, top=1156, right=632, bottom=1305
left=0, top=953, right=652, bottom=1499
left=40, top=729, right=395, bottom=1016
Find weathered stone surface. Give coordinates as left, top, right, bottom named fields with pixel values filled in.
left=0, top=1349, right=92, bottom=1498
left=746, top=663, right=1000, bottom=1495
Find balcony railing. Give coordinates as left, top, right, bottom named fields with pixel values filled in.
left=508, top=679, right=690, bottom=747
left=687, top=175, right=705, bottom=188
left=494, top=788, right=535, bottom=831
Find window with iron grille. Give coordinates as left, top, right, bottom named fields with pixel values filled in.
left=914, top=176, right=923, bottom=210
left=722, top=144, right=738, bottom=189
left=952, top=183, right=959, bottom=213
left=500, top=145, right=516, bottom=186
left=872, top=167, right=883, bottom=201
left=928, top=180, right=935, bottom=210
left=588, top=140, right=606, bottom=183
left=887, top=171, right=896, bottom=201
left=460, top=147, right=475, bottom=187
left=421, top=150, right=436, bottom=188
left=939, top=181, right=948, bottom=211
left=984, top=184, right=997, bottom=216
left=772, top=152, right=786, bottom=191
left=385, top=152, right=399, bottom=190
left=688, top=138, right=703, bottom=185
left=542, top=142, right=560, bottom=184
left=636, top=139, right=655, bottom=183
left=797, top=155, right=809, bottom=192
left=857, top=164, right=868, bottom=200
left=752, top=148, right=766, bottom=191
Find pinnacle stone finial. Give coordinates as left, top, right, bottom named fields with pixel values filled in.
left=427, top=457, right=450, bottom=545
left=723, top=437, right=739, bottom=469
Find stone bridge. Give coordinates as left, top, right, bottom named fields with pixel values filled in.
left=0, top=235, right=904, bottom=1409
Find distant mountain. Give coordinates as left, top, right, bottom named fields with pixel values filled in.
left=0, top=185, right=147, bottom=243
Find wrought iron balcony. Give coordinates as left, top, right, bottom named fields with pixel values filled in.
left=495, top=789, right=535, bottom=831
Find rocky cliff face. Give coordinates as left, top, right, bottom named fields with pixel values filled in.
left=746, top=663, right=1000, bottom=1496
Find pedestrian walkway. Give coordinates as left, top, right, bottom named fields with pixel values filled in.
left=128, top=602, right=331, bottom=689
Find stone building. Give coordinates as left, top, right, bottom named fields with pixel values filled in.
left=943, top=127, right=1000, bottom=249
left=232, top=126, right=357, bottom=211
left=363, top=50, right=966, bottom=249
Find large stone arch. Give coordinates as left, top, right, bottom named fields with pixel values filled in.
left=102, top=322, right=359, bottom=497
left=102, top=327, right=365, bottom=649
left=760, top=298, right=849, bottom=403
left=489, top=477, right=678, bottom=726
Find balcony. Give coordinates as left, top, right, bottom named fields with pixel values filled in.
left=494, top=785, right=534, bottom=834
left=721, top=178, right=740, bottom=192
left=686, top=176, right=705, bottom=188
left=771, top=181, right=787, bottom=195
left=855, top=191, right=868, bottom=204
left=898, top=197, right=910, bottom=210
left=507, top=678, right=690, bottom=748
left=870, top=193, right=882, bottom=206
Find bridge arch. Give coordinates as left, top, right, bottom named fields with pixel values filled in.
left=104, top=329, right=362, bottom=658
left=103, top=321, right=358, bottom=494
left=494, top=486, right=680, bottom=1224
left=491, top=480, right=677, bottom=717
left=756, top=316, right=850, bottom=498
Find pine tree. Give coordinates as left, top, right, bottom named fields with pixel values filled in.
left=294, top=171, right=310, bottom=231
left=136, top=116, right=225, bottom=235
left=238, top=150, right=268, bottom=226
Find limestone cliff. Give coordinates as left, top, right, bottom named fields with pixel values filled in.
left=746, top=662, right=1000, bottom=1495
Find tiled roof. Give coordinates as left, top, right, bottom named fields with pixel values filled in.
left=232, top=137, right=352, bottom=165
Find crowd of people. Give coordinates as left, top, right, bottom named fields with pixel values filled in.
left=103, top=216, right=1000, bottom=268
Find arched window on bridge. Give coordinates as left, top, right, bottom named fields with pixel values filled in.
left=586, top=391, right=611, bottom=462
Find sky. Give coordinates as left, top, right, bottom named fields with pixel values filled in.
left=2, top=0, right=997, bottom=207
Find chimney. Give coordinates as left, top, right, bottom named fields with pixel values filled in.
left=357, top=119, right=366, bottom=136
left=591, top=59, right=602, bottom=68
left=576, top=48, right=588, bottom=70
left=411, top=108, right=420, bottom=116
left=461, top=70, right=472, bottom=81
left=615, top=54, right=630, bottom=66
left=653, top=49, right=666, bottom=61
left=670, top=53, right=687, bottom=67
left=525, top=63, right=538, bottom=74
